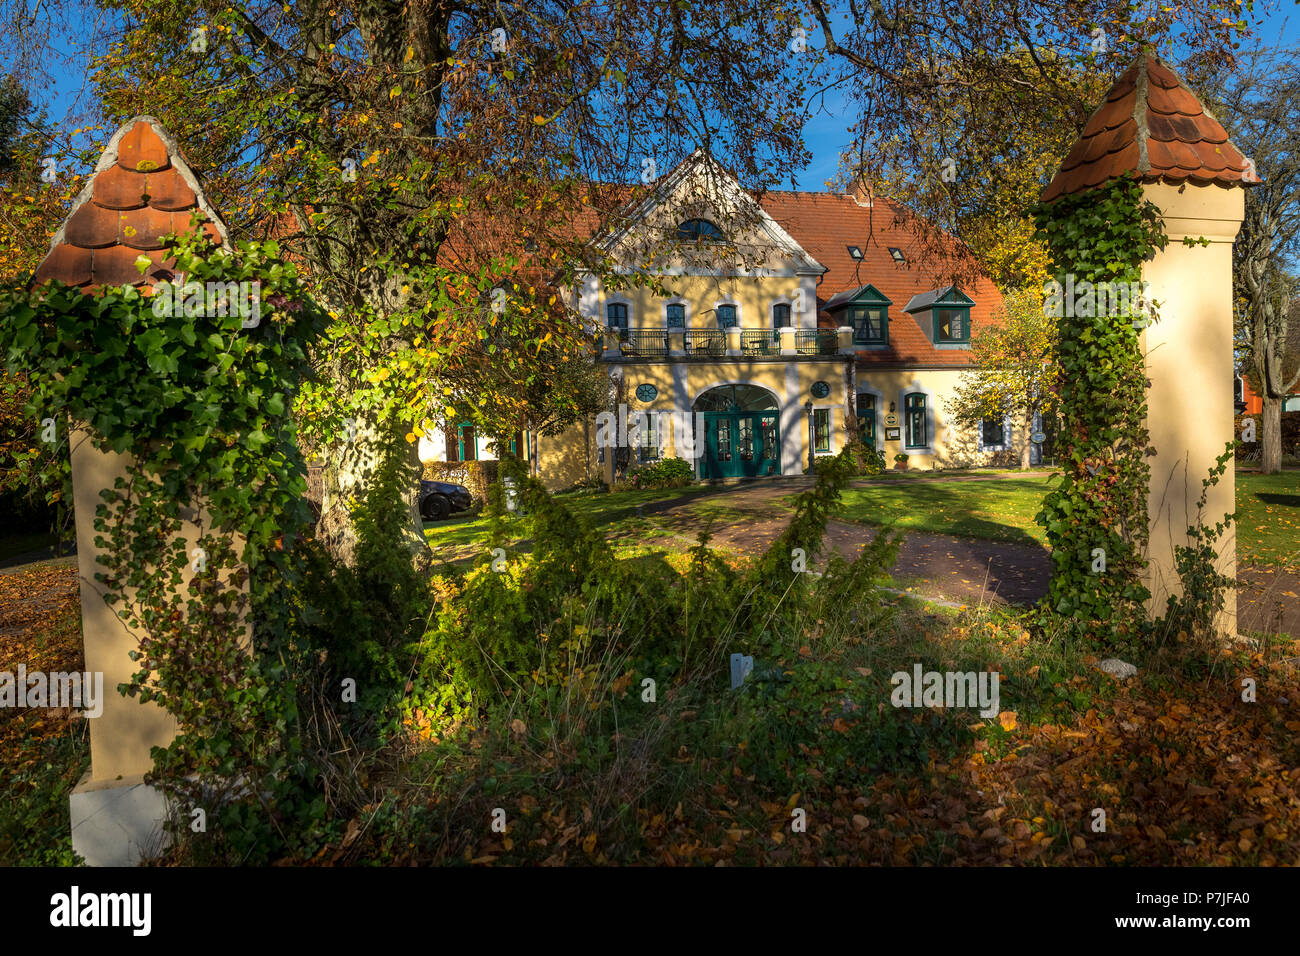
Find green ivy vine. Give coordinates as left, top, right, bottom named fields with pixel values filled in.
left=0, top=224, right=328, bottom=859
left=1030, top=176, right=1167, bottom=641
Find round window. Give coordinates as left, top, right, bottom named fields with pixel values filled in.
left=635, top=383, right=658, bottom=402
left=810, top=381, right=830, bottom=399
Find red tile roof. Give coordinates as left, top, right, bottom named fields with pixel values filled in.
left=1042, top=55, right=1255, bottom=202
left=31, top=116, right=228, bottom=291
left=759, top=191, right=1002, bottom=367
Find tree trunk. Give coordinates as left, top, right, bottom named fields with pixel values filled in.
left=316, top=414, right=432, bottom=571
left=1019, top=408, right=1034, bottom=470
left=1262, top=395, right=1283, bottom=474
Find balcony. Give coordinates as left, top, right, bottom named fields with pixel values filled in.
left=600, top=327, right=855, bottom=360
left=796, top=329, right=840, bottom=355
left=741, top=330, right=780, bottom=355
left=620, top=329, right=670, bottom=356
left=683, top=329, right=726, bottom=357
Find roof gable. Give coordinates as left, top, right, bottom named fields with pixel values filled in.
left=597, top=149, right=824, bottom=276
left=32, top=116, right=228, bottom=291
left=904, top=286, right=975, bottom=312
left=825, top=283, right=892, bottom=311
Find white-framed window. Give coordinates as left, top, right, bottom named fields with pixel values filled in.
left=771, top=300, right=792, bottom=329
left=605, top=296, right=633, bottom=333
left=898, top=382, right=937, bottom=454
left=813, top=407, right=834, bottom=455
left=977, top=412, right=1011, bottom=452
left=714, top=301, right=740, bottom=329
left=665, top=300, right=688, bottom=328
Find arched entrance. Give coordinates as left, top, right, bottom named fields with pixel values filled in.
left=692, top=384, right=781, bottom=479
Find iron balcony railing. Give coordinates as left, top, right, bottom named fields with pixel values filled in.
left=620, top=329, right=670, bottom=356
left=741, top=330, right=780, bottom=355
left=683, top=329, right=726, bottom=357
left=796, top=329, right=840, bottom=355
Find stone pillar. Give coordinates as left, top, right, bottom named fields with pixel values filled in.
left=1139, top=182, right=1244, bottom=637
left=67, top=430, right=178, bottom=865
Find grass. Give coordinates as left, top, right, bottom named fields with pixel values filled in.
left=1234, top=469, right=1300, bottom=569
left=837, top=474, right=1054, bottom=547
left=423, top=468, right=1300, bottom=571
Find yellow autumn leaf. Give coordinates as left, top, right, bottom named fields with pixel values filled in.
left=999, top=711, right=1018, bottom=731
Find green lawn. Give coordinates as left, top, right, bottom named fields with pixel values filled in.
left=423, top=468, right=1300, bottom=569
left=837, top=475, right=1054, bottom=547
left=1235, top=469, right=1300, bottom=568
left=424, top=483, right=720, bottom=560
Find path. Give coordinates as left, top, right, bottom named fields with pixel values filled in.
left=642, top=479, right=1298, bottom=632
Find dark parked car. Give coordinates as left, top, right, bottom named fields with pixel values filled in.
left=418, top=480, right=473, bottom=521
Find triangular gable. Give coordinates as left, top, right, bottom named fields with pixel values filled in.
left=904, top=285, right=974, bottom=312
left=32, top=116, right=229, bottom=291
left=596, top=149, right=824, bottom=276
left=825, top=283, right=892, bottom=311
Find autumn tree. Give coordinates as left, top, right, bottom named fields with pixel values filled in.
left=57, top=0, right=820, bottom=566
left=949, top=288, right=1057, bottom=470
left=812, top=0, right=1247, bottom=286
left=1209, top=45, right=1300, bottom=473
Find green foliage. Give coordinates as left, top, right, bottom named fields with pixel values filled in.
left=416, top=448, right=903, bottom=719
left=292, top=415, right=433, bottom=743
left=841, top=438, right=886, bottom=476
left=1161, top=443, right=1237, bottom=640
left=1030, top=176, right=1167, bottom=641
left=626, top=456, right=694, bottom=489
left=0, top=226, right=332, bottom=862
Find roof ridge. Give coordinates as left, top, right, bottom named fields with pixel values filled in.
left=1134, top=56, right=1151, bottom=176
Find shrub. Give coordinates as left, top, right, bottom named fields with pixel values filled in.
left=626, top=456, right=694, bottom=489
left=842, top=439, right=886, bottom=476
left=423, top=459, right=499, bottom=503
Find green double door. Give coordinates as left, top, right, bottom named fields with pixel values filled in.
left=700, top=411, right=781, bottom=479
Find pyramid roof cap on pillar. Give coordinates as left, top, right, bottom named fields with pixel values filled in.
left=31, top=116, right=230, bottom=291
left=1041, top=54, right=1256, bottom=202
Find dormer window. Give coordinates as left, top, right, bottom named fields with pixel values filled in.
left=847, top=245, right=864, bottom=260
left=903, top=286, right=975, bottom=348
left=677, top=218, right=724, bottom=242
left=823, top=283, right=892, bottom=347
left=888, top=247, right=905, bottom=263
left=935, top=307, right=968, bottom=343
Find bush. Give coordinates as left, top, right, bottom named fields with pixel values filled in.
left=841, top=439, right=886, bottom=476
left=626, top=456, right=694, bottom=489
left=423, top=459, right=499, bottom=503
left=414, top=447, right=902, bottom=721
